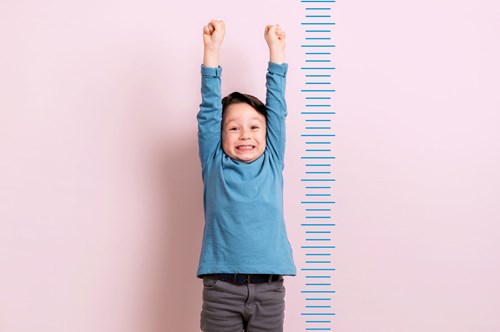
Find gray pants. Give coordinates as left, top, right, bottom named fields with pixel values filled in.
left=200, top=277, right=286, bottom=332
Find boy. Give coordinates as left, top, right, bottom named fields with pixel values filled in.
left=197, top=19, right=296, bottom=332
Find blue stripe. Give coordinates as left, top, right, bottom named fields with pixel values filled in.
left=301, top=201, right=335, bottom=204
left=305, top=127, right=331, bottom=130
left=305, top=149, right=331, bottom=152
left=301, top=45, right=336, bottom=48
left=306, top=231, right=331, bottom=234
left=301, top=22, right=336, bottom=25
left=305, top=193, right=331, bottom=196
left=300, top=178, right=335, bottom=181
left=306, top=37, right=332, bottom=40
left=306, top=172, right=331, bottom=174
left=305, top=216, right=331, bottom=219
left=306, top=126, right=332, bottom=129
left=305, top=141, right=330, bottom=144
left=305, top=275, right=331, bottom=278
left=304, top=163, right=331, bottom=166
left=305, top=81, right=331, bottom=83
left=300, top=247, right=335, bottom=250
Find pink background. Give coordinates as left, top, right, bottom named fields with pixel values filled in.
left=1, top=0, right=499, bottom=331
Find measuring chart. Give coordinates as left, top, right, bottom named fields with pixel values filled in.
left=299, top=0, right=336, bottom=330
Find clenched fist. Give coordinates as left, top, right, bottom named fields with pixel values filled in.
left=203, top=19, right=225, bottom=51
left=264, top=24, right=286, bottom=64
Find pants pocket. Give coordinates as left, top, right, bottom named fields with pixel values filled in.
left=202, top=277, right=218, bottom=289
left=273, top=279, right=286, bottom=292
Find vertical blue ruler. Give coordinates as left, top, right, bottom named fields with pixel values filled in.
left=299, top=0, right=336, bottom=330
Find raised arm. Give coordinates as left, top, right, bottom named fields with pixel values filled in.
left=264, top=24, right=288, bottom=161
left=197, top=20, right=225, bottom=167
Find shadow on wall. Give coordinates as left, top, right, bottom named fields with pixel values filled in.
left=142, top=133, right=204, bottom=332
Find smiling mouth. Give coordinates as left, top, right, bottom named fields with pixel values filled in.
left=236, top=145, right=255, bottom=151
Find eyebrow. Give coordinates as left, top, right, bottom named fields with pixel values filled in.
left=224, top=117, right=266, bottom=124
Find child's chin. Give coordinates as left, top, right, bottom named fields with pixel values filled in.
left=235, top=152, right=263, bottom=163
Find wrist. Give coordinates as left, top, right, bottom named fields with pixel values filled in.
left=203, top=47, right=221, bottom=67
left=269, top=49, right=285, bottom=64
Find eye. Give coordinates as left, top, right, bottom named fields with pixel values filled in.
left=251, top=125, right=260, bottom=130
left=229, top=127, right=238, bottom=131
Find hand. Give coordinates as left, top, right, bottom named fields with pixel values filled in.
left=203, top=19, right=225, bottom=51
left=264, top=24, right=286, bottom=64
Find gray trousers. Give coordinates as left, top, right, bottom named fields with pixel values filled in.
left=200, top=277, right=286, bottom=332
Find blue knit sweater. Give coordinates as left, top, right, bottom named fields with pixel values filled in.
left=196, top=62, right=296, bottom=277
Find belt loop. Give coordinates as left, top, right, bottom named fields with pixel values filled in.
left=268, top=274, right=273, bottom=284
left=233, top=274, right=237, bottom=284
left=247, top=274, right=251, bottom=284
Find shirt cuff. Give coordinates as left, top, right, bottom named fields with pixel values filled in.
left=201, top=65, right=222, bottom=77
left=268, top=62, right=288, bottom=76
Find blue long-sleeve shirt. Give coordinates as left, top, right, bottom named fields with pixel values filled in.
left=196, top=62, right=296, bottom=277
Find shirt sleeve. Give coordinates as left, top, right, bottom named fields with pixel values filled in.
left=265, top=62, right=288, bottom=162
left=197, top=65, right=222, bottom=168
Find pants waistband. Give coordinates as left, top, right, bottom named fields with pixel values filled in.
left=204, top=274, right=283, bottom=285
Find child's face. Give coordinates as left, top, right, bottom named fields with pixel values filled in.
left=222, top=103, right=267, bottom=163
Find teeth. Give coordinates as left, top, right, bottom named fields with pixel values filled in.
left=237, top=145, right=254, bottom=150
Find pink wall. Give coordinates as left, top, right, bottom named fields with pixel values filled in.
left=1, top=0, right=499, bottom=331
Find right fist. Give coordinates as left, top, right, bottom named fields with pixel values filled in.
left=203, top=19, right=225, bottom=50
left=264, top=24, right=286, bottom=51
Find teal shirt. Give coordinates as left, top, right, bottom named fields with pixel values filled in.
left=197, top=62, right=296, bottom=277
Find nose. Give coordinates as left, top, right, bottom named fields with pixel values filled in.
left=239, top=128, right=251, bottom=140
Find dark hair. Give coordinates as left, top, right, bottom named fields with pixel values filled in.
left=222, top=92, right=267, bottom=119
